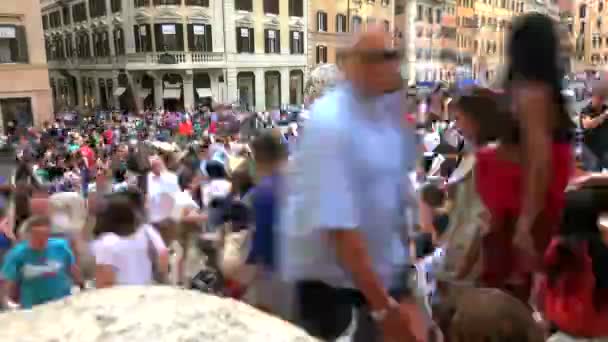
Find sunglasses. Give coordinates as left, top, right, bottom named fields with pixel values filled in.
left=350, top=49, right=403, bottom=64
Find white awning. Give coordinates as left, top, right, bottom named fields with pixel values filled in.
left=163, top=88, right=181, bottom=99
left=113, top=87, right=126, bottom=96
left=196, top=88, right=212, bottom=98
left=138, top=88, right=151, bottom=98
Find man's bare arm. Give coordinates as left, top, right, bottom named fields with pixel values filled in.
left=70, top=264, right=84, bottom=288
left=582, top=113, right=608, bottom=129
left=329, top=230, right=392, bottom=311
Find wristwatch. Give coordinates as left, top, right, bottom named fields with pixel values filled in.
left=370, top=297, right=400, bottom=322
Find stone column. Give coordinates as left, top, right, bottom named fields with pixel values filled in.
left=151, top=21, right=157, bottom=53
left=215, top=0, right=227, bottom=53
left=128, top=72, right=144, bottom=113
left=123, top=0, right=136, bottom=54
left=226, top=68, right=238, bottom=105
left=72, top=31, right=78, bottom=59
left=254, top=68, right=266, bottom=112
left=89, top=30, right=96, bottom=58
left=183, top=72, right=195, bottom=112
left=154, top=78, right=163, bottom=110
left=280, top=67, right=290, bottom=106
left=105, top=0, right=115, bottom=57
left=93, top=76, right=102, bottom=109
left=404, top=0, right=417, bottom=84
left=107, top=26, right=116, bottom=57
left=182, top=22, right=189, bottom=53
left=112, top=73, right=121, bottom=109
left=84, top=0, right=92, bottom=21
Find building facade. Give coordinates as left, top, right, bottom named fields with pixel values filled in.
left=572, top=0, right=608, bottom=73
left=395, top=0, right=458, bottom=84
left=525, top=0, right=560, bottom=19
left=558, top=0, right=574, bottom=74
left=0, top=0, right=53, bottom=131
left=307, top=0, right=394, bottom=67
left=469, top=0, right=520, bottom=84
left=41, top=0, right=307, bottom=113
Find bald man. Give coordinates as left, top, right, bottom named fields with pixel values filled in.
left=278, top=28, right=421, bottom=341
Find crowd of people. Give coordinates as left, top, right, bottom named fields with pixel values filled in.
left=0, top=13, right=607, bottom=342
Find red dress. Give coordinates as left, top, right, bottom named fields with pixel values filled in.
left=475, top=143, right=573, bottom=296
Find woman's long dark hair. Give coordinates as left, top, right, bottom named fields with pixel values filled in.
left=451, top=87, right=518, bottom=145
left=505, top=13, right=574, bottom=141
left=547, top=187, right=608, bottom=310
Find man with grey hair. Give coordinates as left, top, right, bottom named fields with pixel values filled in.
left=278, top=27, right=421, bottom=341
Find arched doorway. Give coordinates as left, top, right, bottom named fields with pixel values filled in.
left=162, top=73, right=184, bottom=111
left=237, top=72, right=255, bottom=111
left=117, top=73, right=134, bottom=112
left=99, top=79, right=108, bottom=110
left=106, top=79, right=114, bottom=109
left=67, top=76, right=78, bottom=108
left=193, top=73, right=212, bottom=107
left=141, top=74, right=155, bottom=110
left=265, top=71, right=281, bottom=110
left=289, top=70, right=304, bottom=105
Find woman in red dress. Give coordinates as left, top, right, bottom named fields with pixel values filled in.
left=474, top=13, right=574, bottom=303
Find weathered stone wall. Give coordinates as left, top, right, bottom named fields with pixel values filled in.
left=0, top=286, right=318, bottom=342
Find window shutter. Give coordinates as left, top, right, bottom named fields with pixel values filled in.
left=187, top=24, right=194, bottom=51
left=236, top=28, right=241, bottom=52
left=145, top=24, right=153, bottom=52
left=134, top=26, right=141, bottom=52
left=154, top=24, right=163, bottom=51
left=316, top=46, right=320, bottom=63
left=249, top=28, right=255, bottom=53
left=299, top=32, right=304, bottom=53
left=317, top=12, right=321, bottom=31
left=206, top=25, right=213, bottom=52
left=176, top=24, right=184, bottom=51
left=276, top=30, right=281, bottom=53
left=289, top=30, right=294, bottom=53
left=264, top=29, right=269, bottom=53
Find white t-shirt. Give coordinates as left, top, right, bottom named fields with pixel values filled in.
left=201, top=179, right=232, bottom=207
left=93, top=225, right=167, bottom=285
left=172, top=191, right=200, bottom=221
left=147, top=171, right=180, bottom=199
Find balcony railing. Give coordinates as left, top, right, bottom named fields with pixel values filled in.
left=129, top=51, right=224, bottom=64
left=191, top=52, right=222, bottom=63
left=47, top=52, right=224, bottom=68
